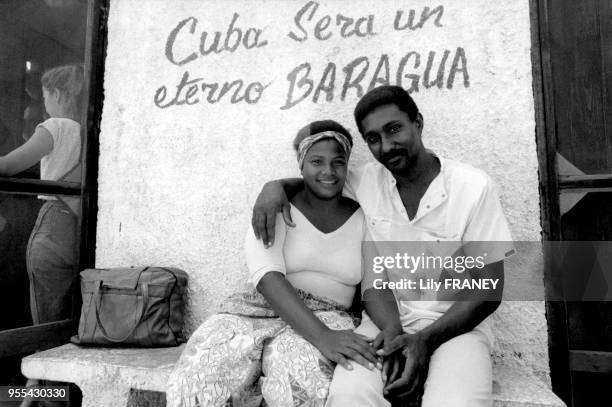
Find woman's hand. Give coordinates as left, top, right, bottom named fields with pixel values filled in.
left=252, top=180, right=294, bottom=247
left=313, top=328, right=380, bottom=371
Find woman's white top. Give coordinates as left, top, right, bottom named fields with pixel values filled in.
left=245, top=203, right=364, bottom=308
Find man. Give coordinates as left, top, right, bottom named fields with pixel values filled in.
left=252, top=86, right=513, bottom=406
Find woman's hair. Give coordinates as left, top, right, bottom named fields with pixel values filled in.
left=293, top=120, right=353, bottom=152
left=41, top=64, right=85, bottom=120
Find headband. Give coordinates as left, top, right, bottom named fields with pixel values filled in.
left=296, top=130, right=352, bottom=169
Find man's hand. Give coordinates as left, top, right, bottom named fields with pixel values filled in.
left=377, top=332, right=431, bottom=401
left=370, top=325, right=403, bottom=383
left=313, top=329, right=381, bottom=371
left=251, top=181, right=295, bottom=247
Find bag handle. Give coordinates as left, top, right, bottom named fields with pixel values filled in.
left=94, top=281, right=149, bottom=343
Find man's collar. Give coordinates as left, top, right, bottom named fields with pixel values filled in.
left=380, top=150, right=449, bottom=210
left=426, top=149, right=446, bottom=175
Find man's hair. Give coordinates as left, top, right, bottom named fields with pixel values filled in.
left=354, top=86, right=419, bottom=134
left=293, top=120, right=353, bottom=152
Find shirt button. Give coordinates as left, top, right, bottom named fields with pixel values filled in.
left=426, top=205, right=430, bottom=209
left=442, top=194, right=446, bottom=198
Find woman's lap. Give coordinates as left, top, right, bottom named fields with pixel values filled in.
left=261, top=312, right=353, bottom=407
left=167, top=311, right=355, bottom=407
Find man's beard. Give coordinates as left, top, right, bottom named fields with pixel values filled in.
left=380, top=148, right=412, bottom=171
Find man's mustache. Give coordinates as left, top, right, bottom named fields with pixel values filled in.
left=380, top=149, right=408, bottom=164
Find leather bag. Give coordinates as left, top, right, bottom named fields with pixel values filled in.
left=71, top=267, right=188, bottom=347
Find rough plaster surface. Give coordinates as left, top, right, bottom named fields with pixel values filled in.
left=97, top=0, right=549, bottom=386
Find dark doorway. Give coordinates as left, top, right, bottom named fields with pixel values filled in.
left=533, top=0, right=612, bottom=405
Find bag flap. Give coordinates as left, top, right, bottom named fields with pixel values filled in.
left=80, top=267, right=147, bottom=290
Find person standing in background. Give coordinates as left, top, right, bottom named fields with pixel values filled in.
left=0, top=64, right=83, bottom=326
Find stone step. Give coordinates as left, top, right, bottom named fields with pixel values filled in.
left=22, top=344, right=566, bottom=407
left=492, top=364, right=565, bottom=407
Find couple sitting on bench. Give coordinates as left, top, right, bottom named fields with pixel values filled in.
left=166, top=85, right=513, bottom=407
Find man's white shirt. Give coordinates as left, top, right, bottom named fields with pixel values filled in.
left=344, top=153, right=514, bottom=344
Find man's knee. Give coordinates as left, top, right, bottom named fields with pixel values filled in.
left=422, top=390, right=492, bottom=407
left=421, top=331, right=492, bottom=407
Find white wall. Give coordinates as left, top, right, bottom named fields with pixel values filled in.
left=97, top=0, right=549, bottom=383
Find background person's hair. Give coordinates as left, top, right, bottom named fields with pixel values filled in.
left=293, top=120, right=353, bottom=152
left=354, top=86, right=419, bottom=134
left=41, top=64, right=85, bottom=121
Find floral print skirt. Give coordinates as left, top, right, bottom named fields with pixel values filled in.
left=166, top=289, right=357, bottom=407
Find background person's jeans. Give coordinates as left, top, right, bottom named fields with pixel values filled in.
left=23, top=199, right=80, bottom=407
left=26, top=200, right=77, bottom=324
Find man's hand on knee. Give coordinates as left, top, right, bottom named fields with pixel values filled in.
left=371, top=325, right=403, bottom=383
left=378, top=332, right=430, bottom=402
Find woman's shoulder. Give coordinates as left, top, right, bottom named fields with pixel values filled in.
left=37, top=118, right=80, bottom=137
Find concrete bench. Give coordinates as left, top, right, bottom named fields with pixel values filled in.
left=22, top=343, right=566, bottom=407
left=22, top=344, right=182, bottom=407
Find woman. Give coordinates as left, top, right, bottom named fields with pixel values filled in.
left=167, top=120, right=379, bottom=407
